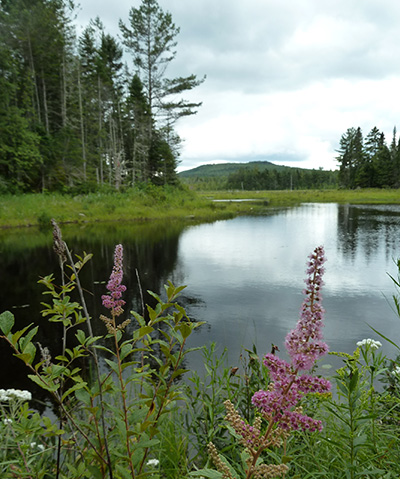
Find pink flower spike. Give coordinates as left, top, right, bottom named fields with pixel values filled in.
left=102, top=244, right=126, bottom=317
left=251, top=246, right=331, bottom=433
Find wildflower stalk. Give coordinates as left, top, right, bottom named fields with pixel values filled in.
left=208, top=246, right=331, bottom=479
left=52, top=220, right=114, bottom=479
left=101, top=244, right=136, bottom=476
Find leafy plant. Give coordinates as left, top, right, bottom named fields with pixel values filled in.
left=0, top=220, right=202, bottom=478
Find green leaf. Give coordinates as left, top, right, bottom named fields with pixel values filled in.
left=28, top=375, right=59, bottom=392
left=75, top=387, right=92, bottom=406
left=170, top=369, right=189, bottom=381
left=76, top=329, right=87, bottom=345
left=353, top=434, right=368, bottom=448
left=11, top=325, right=33, bottom=347
left=190, top=469, right=223, bottom=478
left=133, top=325, right=154, bottom=340
left=62, top=382, right=87, bottom=401
left=15, top=352, right=33, bottom=364
left=93, top=345, right=115, bottom=355
left=19, top=326, right=39, bottom=352
left=15, top=342, right=36, bottom=364
left=0, top=311, right=14, bottom=335
left=367, top=323, right=400, bottom=351
left=120, top=343, right=132, bottom=361
left=87, top=465, right=103, bottom=479
left=178, top=322, right=193, bottom=339
left=104, top=358, right=120, bottom=374
left=147, top=290, right=161, bottom=302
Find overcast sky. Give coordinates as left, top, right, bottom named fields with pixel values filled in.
left=75, top=0, right=400, bottom=171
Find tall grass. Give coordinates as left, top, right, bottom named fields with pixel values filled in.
left=0, top=185, right=235, bottom=228
left=2, top=186, right=400, bottom=229
left=201, top=188, right=400, bottom=205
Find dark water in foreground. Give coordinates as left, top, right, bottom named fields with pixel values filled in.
left=1, top=203, right=400, bottom=402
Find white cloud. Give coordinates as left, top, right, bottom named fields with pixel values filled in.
left=75, top=0, right=400, bottom=172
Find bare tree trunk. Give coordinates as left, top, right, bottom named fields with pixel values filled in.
left=98, top=76, right=103, bottom=185
left=42, top=72, right=50, bottom=135
left=27, top=34, right=41, bottom=124
left=77, top=64, right=87, bottom=181
left=61, top=54, right=67, bottom=128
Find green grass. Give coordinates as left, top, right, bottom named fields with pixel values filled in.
left=200, top=188, right=400, bottom=205
left=0, top=186, right=236, bottom=228
left=1, top=187, right=400, bottom=229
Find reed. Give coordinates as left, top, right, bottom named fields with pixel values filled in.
left=2, top=186, right=399, bottom=229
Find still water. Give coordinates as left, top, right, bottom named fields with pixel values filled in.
left=1, top=203, right=400, bottom=395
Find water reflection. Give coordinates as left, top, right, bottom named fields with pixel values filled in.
left=337, top=204, right=400, bottom=263
left=1, top=204, right=400, bottom=400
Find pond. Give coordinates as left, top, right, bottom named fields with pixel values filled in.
left=1, top=203, right=400, bottom=400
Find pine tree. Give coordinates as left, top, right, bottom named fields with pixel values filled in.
left=119, top=0, right=204, bottom=183
left=336, top=127, right=364, bottom=188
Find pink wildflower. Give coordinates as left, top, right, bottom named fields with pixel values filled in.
left=252, top=246, right=331, bottom=432
left=102, top=244, right=127, bottom=317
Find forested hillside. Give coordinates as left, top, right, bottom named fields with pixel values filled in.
left=0, top=0, right=204, bottom=193
left=179, top=161, right=338, bottom=190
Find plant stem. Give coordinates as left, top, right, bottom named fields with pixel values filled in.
left=64, top=244, right=114, bottom=479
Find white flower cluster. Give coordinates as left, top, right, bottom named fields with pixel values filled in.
left=3, top=418, right=13, bottom=425
left=356, top=338, right=382, bottom=350
left=146, top=459, right=159, bottom=467
left=0, top=389, right=32, bottom=402
left=30, top=442, right=45, bottom=452
left=391, top=366, right=400, bottom=378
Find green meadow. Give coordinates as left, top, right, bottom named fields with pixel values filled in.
left=1, top=187, right=399, bottom=229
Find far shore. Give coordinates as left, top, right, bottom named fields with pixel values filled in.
left=1, top=187, right=399, bottom=229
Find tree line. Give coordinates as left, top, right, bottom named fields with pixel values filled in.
left=0, top=0, right=204, bottom=193
left=336, top=126, right=400, bottom=189
left=225, top=166, right=337, bottom=190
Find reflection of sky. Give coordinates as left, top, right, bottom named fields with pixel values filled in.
left=177, top=204, right=400, bottom=369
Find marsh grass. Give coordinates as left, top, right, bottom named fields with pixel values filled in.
left=0, top=186, right=237, bottom=228
left=2, top=186, right=400, bottom=229
left=201, top=188, right=400, bottom=206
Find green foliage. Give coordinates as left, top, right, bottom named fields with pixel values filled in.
left=287, top=345, right=400, bottom=478
left=0, top=0, right=202, bottom=192
left=2, top=230, right=400, bottom=477
left=184, top=343, right=270, bottom=471
left=179, top=162, right=338, bottom=191
left=0, top=230, right=203, bottom=478
left=336, top=125, right=400, bottom=188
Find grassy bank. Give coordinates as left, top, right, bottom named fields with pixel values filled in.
left=1, top=187, right=400, bottom=228
left=201, top=188, right=400, bottom=205
left=0, top=186, right=244, bottom=228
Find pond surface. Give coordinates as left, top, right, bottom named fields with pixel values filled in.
left=1, top=203, right=400, bottom=399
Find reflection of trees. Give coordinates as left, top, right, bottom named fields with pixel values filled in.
left=337, top=205, right=400, bottom=262
left=0, top=219, right=205, bottom=402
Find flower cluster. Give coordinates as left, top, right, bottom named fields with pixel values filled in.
left=30, top=442, right=45, bottom=452
left=102, top=244, right=127, bottom=317
left=285, top=245, right=329, bottom=370
left=391, top=365, right=400, bottom=378
left=0, top=389, right=32, bottom=402
left=252, top=246, right=331, bottom=432
left=356, top=338, right=382, bottom=350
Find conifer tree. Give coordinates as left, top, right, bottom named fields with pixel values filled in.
left=119, top=0, right=204, bottom=183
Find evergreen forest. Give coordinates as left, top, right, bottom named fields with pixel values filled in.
left=2, top=0, right=400, bottom=195
left=336, top=126, right=400, bottom=188
left=0, top=0, right=204, bottom=193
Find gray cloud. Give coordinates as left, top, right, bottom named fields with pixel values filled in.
left=76, top=0, right=400, bottom=171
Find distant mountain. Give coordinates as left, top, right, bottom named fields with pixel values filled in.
left=178, top=161, right=290, bottom=178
